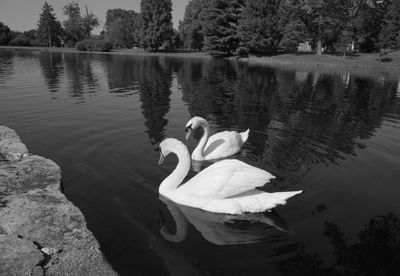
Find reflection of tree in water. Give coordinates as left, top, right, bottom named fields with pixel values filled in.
left=178, top=60, right=399, bottom=188
left=38, top=51, right=64, bottom=93
left=264, top=72, right=398, bottom=189
left=104, top=55, right=174, bottom=144
left=137, top=57, right=172, bottom=144
left=63, top=53, right=99, bottom=100
left=105, top=55, right=140, bottom=97
left=278, top=213, right=400, bottom=275
left=179, top=59, right=240, bottom=128
left=0, top=50, right=14, bottom=87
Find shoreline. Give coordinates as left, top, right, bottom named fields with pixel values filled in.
left=238, top=52, right=400, bottom=70
left=1, top=46, right=400, bottom=74
left=0, top=126, right=117, bottom=275
left=0, top=45, right=212, bottom=59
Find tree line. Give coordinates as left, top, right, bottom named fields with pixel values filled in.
left=1, top=0, right=399, bottom=56
left=0, top=1, right=99, bottom=48
left=180, top=0, right=400, bottom=56
left=0, top=0, right=177, bottom=51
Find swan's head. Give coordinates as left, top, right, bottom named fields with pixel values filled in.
left=158, top=138, right=187, bottom=165
left=185, top=116, right=208, bottom=140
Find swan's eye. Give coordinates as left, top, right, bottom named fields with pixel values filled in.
left=185, top=125, right=192, bottom=132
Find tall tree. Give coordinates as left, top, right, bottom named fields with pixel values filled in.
left=37, top=1, right=63, bottom=47
left=63, top=2, right=83, bottom=44
left=0, top=22, right=12, bottom=46
left=238, top=0, right=281, bottom=53
left=379, top=0, right=400, bottom=50
left=334, top=0, right=369, bottom=56
left=302, top=0, right=347, bottom=54
left=179, top=0, right=209, bottom=50
left=354, top=0, right=387, bottom=52
left=82, top=6, right=99, bottom=38
left=203, top=0, right=243, bottom=56
left=140, top=0, right=174, bottom=51
left=105, top=9, right=140, bottom=48
left=278, top=0, right=308, bottom=53
left=63, top=2, right=99, bottom=45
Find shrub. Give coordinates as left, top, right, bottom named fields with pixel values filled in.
left=75, top=39, right=113, bottom=52
left=95, top=40, right=113, bottom=52
left=9, top=34, right=31, bottom=46
left=30, top=39, right=46, bottom=47
left=236, top=46, right=249, bottom=57
left=66, top=40, right=75, bottom=48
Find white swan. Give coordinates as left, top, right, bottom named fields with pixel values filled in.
left=158, top=138, right=302, bottom=215
left=185, top=116, right=249, bottom=161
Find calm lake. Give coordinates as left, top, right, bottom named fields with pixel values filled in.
left=1, top=48, right=400, bottom=275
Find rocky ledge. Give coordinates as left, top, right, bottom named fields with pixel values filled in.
left=0, top=126, right=117, bottom=275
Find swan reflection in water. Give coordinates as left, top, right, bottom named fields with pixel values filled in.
left=159, top=195, right=294, bottom=245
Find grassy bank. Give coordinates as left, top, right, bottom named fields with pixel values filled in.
left=2, top=46, right=400, bottom=73
left=240, top=51, right=400, bottom=69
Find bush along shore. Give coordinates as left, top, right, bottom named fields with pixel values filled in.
left=0, top=126, right=117, bottom=275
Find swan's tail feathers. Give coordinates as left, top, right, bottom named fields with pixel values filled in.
left=240, top=129, right=250, bottom=143
left=269, top=190, right=302, bottom=203
left=233, top=190, right=302, bottom=214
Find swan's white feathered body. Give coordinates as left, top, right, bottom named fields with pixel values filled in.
left=185, top=116, right=249, bottom=161
left=158, top=138, right=302, bottom=215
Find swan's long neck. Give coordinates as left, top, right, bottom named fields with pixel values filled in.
left=159, top=145, right=191, bottom=196
left=193, top=121, right=209, bottom=159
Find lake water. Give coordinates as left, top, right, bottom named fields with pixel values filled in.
left=1, top=48, right=400, bottom=275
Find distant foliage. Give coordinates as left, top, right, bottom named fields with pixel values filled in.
left=75, top=39, right=113, bottom=52
left=63, top=2, right=99, bottom=46
left=179, top=0, right=209, bottom=50
left=140, top=0, right=174, bottom=51
left=354, top=0, right=387, bottom=52
left=2, top=0, right=400, bottom=56
left=37, top=1, right=63, bottom=47
left=278, top=0, right=308, bottom=53
left=379, top=0, right=400, bottom=50
left=0, top=22, right=12, bottom=46
left=171, top=29, right=183, bottom=49
left=105, top=9, right=140, bottom=48
left=9, top=34, right=31, bottom=46
left=203, top=0, right=242, bottom=56
left=238, top=0, right=282, bottom=54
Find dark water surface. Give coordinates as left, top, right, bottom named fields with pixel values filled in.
left=1, top=49, right=400, bottom=275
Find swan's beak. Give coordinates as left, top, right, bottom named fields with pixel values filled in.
left=158, top=152, right=165, bottom=165
left=185, top=129, right=192, bottom=141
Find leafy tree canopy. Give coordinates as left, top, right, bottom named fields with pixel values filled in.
left=179, top=0, right=210, bottom=50
left=203, top=0, right=243, bottom=56
left=63, top=2, right=99, bottom=45
left=0, top=21, right=12, bottom=46
left=238, top=0, right=282, bottom=54
left=140, top=0, right=174, bottom=51
left=105, top=9, right=140, bottom=48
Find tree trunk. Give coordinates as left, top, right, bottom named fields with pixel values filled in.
left=316, top=39, right=322, bottom=55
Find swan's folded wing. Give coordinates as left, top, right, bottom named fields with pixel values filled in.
left=181, top=160, right=275, bottom=199
left=204, top=131, right=241, bottom=158
left=215, top=162, right=275, bottom=198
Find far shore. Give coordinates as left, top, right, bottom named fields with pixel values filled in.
left=2, top=46, right=400, bottom=74
left=0, top=45, right=212, bottom=59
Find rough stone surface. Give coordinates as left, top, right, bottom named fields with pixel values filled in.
left=0, top=125, right=117, bottom=275
left=0, top=126, right=28, bottom=162
left=0, top=235, right=43, bottom=276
